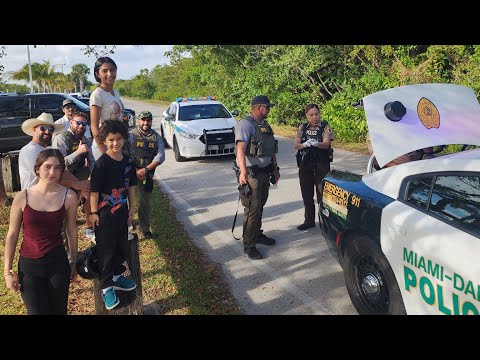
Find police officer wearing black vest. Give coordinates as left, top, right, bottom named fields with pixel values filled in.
left=128, top=111, right=165, bottom=239
left=234, top=96, right=280, bottom=260
left=294, top=104, right=334, bottom=230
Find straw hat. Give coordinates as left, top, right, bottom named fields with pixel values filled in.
left=21, top=113, right=63, bottom=136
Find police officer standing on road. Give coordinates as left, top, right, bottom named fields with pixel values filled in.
left=234, top=96, right=280, bottom=260
left=128, top=111, right=165, bottom=239
left=294, top=104, right=334, bottom=230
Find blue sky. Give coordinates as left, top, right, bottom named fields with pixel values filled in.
left=1, top=45, right=173, bottom=83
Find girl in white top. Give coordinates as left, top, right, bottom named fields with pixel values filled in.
left=90, top=57, right=125, bottom=160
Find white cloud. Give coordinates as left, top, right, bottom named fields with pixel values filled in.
left=1, top=45, right=172, bottom=83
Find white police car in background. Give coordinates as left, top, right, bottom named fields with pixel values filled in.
left=319, top=83, right=480, bottom=315
left=160, top=96, right=239, bottom=162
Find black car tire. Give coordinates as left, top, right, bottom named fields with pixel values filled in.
left=173, top=137, right=185, bottom=162
left=344, top=235, right=406, bottom=315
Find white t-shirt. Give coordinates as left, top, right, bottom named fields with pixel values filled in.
left=89, top=87, right=125, bottom=160
left=19, top=141, right=48, bottom=190
left=54, top=115, right=92, bottom=139
left=90, top=87, right=125, bottom=126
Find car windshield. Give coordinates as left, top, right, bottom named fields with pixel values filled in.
left=178, top=104, right=231, bottom=121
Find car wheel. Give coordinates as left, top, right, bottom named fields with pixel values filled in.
left=173, top=137, right=185, bottom=162
left=343, top=235, right=406, bottom=315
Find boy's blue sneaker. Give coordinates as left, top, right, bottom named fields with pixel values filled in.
left=102, top=287, right=120, bottom=310
left=112, top=275, right=137, bottom=291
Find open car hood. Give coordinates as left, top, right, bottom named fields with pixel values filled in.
left=363, top=83, right=480, bottom=168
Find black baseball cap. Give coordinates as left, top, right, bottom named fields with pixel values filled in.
left=251, top=95, right=275, bottom=107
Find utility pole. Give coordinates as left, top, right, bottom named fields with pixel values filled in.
left=27, top=45, right=33, bottom=93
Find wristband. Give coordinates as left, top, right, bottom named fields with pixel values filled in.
left=144, top=167, right=149, bottom=173
left=4, top=270, right=14, bottom=276
left=91, top=211, right=99, bottom=215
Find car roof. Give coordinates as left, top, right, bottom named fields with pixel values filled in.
left=363, top=84, right=480, bottom=168
left=363, top=149, right=480, bottom=199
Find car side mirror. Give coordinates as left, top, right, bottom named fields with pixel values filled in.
left=232, top=109, right=239, bottom=117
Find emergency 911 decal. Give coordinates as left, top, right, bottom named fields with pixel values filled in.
left=403, top=247, right=479, bottom=315
left=322, top=181, right=361, bottom=220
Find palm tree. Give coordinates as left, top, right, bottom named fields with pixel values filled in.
left=11, top=59, right=64, bottom=93
left=70, top=63, right=90, bottom=92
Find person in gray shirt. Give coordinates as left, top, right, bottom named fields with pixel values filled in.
left=234, top=95, right=280, bottom=260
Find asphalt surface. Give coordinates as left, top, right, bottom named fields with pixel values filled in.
left=124, top=98, right=370, bottom=315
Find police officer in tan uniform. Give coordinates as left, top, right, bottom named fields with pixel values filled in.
left=128, top=111, right=165, bottom=239
left=234, top=96, right=280, bottom=260
left=294, top=104, right=334, bottom=230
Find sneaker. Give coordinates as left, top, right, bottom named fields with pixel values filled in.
left=256, top=231, right=276, bottom=246
left=102, top=287, right=120, bottom=310
left=244, top=247, right=263, bottom=260
left=85, top=227, right=95, bottom=239
left=297, top=223, right=315, bottom=231
left=112, top=275, right=137, bottom=291
left=128, top=232, right=135, bottom=241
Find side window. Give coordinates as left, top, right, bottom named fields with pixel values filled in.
left=38, top=95, right=64, bottom=114
left=170, top=104, right=177, bottom=118
left=15, top=98, right=30, bottom=117
left=429, top=176, right=480, bottom=234
left=0, top=99, right=16, bottom=117
left=0, top=98, right=30, bottom=117
left=406, top=177, right=433, bottom=209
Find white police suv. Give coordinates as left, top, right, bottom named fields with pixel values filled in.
left=160, top=96, right=239, bottom=162
left=319, top=83, right=480, bottom=315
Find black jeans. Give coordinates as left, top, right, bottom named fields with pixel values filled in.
left=299, top=161, right=330, bottom=225
left=19, top=245, right=71, bottom=315
left=95, top=206, right=129, bottom=289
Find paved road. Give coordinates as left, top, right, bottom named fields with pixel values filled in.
left=123, top=98, right=370, bottom=315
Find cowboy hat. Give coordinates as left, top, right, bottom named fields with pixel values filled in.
left=21, top=113, right=63, bottom=136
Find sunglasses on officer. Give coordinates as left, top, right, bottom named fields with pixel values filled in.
left=74, top=120, right=87, bottom=126
left=63, top=104, right=76, bottom=109
left=37, top=125, right=55, bottom=132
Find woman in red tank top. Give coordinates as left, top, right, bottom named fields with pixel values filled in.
left=3, top=148, right=79, bottom=315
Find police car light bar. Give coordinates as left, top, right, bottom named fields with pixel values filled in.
left=176, top=96, right=217, bottom=102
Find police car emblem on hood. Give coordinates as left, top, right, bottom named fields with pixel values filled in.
left=417, top=97, right=440, bottom=129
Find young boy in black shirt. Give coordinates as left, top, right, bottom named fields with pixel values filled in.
left=89, top=120, right=137, bottom=310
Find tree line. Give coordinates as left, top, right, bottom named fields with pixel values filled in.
left=3, top=45, right=480, bottom=143
left=114, top=45, right=480, bottom=142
